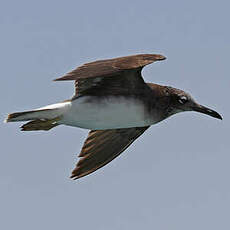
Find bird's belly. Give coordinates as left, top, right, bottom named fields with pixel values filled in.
left=61, top=96, right=157, bottom=130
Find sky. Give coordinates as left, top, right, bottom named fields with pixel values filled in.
left=1, top=0, right=229, bottom=229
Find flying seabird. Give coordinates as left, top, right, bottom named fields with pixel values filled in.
left=5, top=54, right=222, bottom=179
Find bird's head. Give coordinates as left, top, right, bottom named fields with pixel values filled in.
left=166, top=86, right=222, bottom=120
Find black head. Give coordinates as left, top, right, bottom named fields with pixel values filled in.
left=166, top=86, right=222, bottom=120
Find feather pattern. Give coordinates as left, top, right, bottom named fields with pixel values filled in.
left=54, top=54, right=166, bottom=97
left=70, top=126, right=149, bottom=179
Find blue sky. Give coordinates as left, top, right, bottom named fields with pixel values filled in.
left=1, top=1, right=229, bottom=229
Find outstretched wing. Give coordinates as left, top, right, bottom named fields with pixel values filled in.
left=54, top=54, right=166, bottom=97
left=70, top=126, right=149, bottom=179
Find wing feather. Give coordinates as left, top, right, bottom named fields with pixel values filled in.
left=70, top=126, right=149, bottom=179
left=54, top=54, right=166, bottom=81
left=54, top=54, right=166, bottom=97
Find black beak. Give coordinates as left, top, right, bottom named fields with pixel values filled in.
left=192, top=104, right=222, bottom=120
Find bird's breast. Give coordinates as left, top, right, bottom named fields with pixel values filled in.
left=60, top=95, right=162, bottom=130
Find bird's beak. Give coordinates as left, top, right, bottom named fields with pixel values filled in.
left=191, top=104, right=222, bottom=120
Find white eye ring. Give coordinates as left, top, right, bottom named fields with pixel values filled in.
left=178, top=96, right=188, bottom=104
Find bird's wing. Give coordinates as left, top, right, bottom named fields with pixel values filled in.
left=54, top=54, right=166, bottom=97
left=70, top=126, right=149, bottom=179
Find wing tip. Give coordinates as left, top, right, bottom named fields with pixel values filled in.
left=157, top=54, right=167, bottom=61
left=147, top=54, right=167, bottom=61
left=69, top=174, right=78, bottom=180
left=69, top=167, right=89, bottom=180
left=53, top=76, right=71, bottom=81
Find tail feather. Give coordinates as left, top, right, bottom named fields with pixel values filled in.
left=21, top=118, right=60, bottom=131
left=5, top=101, right=70, bottom=123
left=5, top=110, right=50, bottom=123
left=5, top=101, right=70, bottom=131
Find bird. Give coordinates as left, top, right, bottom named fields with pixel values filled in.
left=5, top=54, right=222, bottom=179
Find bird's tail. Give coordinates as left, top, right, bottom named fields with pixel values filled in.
left=4, top=101, right=70, bottom=131
left=20, top=117, right=60, bottom=131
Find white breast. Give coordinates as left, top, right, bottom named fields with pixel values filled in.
left=60, top=96, right=158, bottom=130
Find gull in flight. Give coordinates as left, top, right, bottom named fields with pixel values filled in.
left=5, top=54, right=222, bottom=179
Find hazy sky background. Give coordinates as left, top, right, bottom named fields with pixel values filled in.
left=1, top=0, right=229, bottom=229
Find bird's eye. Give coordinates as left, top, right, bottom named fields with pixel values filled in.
left=178, top=96, right=188, bottom=104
